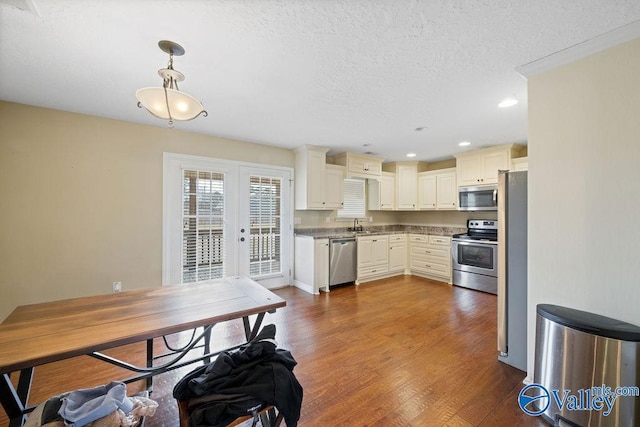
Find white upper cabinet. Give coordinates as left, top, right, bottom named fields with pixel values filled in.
left=382, top=161, right=429, bottom=210
left=295, top=145, right=327, bottom=209
left=396, top=164, right=418, bottom=210
left=511, top=156, right=528, bottom=171
left=295, top=145, right=345, bottom=210
left=418, top=168, right=457, bottom=210
left=436, top=170, right=457, bottom=209
left=330, top=152, right=384, bottom=179
left=454, top=144, right=525, bottom=187
left=324, top=164, right=345, bottom=209
left=417, top=173, right=437, bottom=210
left=368, top=172, right=395, bottom=210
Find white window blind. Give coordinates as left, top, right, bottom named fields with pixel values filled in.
left=182, top=170, right=226, bottom=283
left=337, top=178, right=366, bottom=218
left=248, top=176, right=282, bottom=277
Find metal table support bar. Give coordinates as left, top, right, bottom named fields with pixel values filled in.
left=1, top=313, right=269, bottom=425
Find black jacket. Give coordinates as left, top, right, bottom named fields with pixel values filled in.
left=173, top=324, right=303, bottom=427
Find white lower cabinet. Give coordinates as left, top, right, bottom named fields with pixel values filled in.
left=357, top=235, right=389, bottom=282
left=388, top=234, right=407, bottom=274
left=293, top=232, right=451, bottom=289
left=408, top=234, right=452, bottom=283
left=293, top=236, right=329, bottom=294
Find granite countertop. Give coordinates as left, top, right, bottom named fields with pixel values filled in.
left=294, top=224, right=466, bottom=239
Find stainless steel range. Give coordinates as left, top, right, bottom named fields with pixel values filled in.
left=452, top=219, right=498, bottom=294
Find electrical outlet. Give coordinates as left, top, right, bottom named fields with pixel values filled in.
left=325, top=216, right=331, bottom=223
left=113, top=281, right=122, bottom=293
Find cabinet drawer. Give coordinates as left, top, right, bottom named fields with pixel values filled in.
left=358, top=265, right=388, bottom=278
left=412, top=252, right=451, bottom=267
left=389, top=234, right=407, bottom=243
left=409, top=234, right=429, bottom=243
left=410, top=258, right=450, bottom=276
left=410, top=245, right=449, bottom=259
left=429, top=235, right=451, bottom=246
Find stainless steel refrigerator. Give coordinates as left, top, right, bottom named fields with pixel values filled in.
left=497, top=170, right=528, bottom=371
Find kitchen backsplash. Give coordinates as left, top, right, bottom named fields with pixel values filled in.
left=295, top=224, right=467, bottom=237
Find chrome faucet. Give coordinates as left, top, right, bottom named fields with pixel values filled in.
left=353, top=218, right=363, bottom=232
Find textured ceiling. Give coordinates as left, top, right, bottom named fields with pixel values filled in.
left=1, top=1, right=640, bottom=162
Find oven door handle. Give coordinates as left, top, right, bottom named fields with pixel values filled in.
left=452, top=239, right=498, bottom=246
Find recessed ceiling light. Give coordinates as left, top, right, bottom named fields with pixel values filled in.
left=458, top=141, right=471, bottom=147
left=406, top=153, right=417, bottom=158
left=498, top=97, right=518, bottom=108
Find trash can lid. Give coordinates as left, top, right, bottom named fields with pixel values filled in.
left=537, top=304, right=640, bottom=342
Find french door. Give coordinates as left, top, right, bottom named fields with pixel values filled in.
left=163, top=153, right=292, bottom=289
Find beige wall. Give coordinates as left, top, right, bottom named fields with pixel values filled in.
left=527, top=38, right=640, bottom=377
left=0, top=101, right=294, bottom=321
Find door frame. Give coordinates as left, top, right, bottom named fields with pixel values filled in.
left=163, top=152, right=293, bottom=288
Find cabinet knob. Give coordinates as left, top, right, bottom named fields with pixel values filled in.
left=322, top=201, right=325, bottom=204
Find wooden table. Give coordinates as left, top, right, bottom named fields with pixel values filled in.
left=0, top=276, right=286, bottom=426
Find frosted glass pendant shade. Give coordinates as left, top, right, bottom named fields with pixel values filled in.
left=136, top=87, right=206, bottom=121
left=136, top=41, right=207, bottom=126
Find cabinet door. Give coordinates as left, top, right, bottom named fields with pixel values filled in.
left=456, top=156, right=484, bottom=186
left=396, top=165, right=417, bottom=209
left=364, top=161, right=382, bottom=176
left=314, top=239, right=329, bottom=291
left=324, top=166, right=344, bottom=209
left=436, top=172, right=457, bottom=209
left=418, top=174, right=437, bottom=209
left=380, top=174, right=395, bottom=210
left=482, top=151, right=509, bottom=184
left=388, top=243, right=406, bottom=272
left=357, top=237, right=374, bottom=268
left=371, top=236, right=389, bottom=265
left=307, top=150, right=326, bottom=208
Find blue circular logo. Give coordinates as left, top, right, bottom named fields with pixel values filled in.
left=518, top=383, right=550, bottom=416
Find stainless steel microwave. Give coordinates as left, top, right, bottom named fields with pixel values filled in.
left=458, top=185, right=498, bottom=211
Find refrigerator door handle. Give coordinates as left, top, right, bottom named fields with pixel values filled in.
left=497, top=171, right=508, bottom=355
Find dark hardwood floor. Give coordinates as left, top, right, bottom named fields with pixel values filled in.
left=2, top=276, right=547, bottom=426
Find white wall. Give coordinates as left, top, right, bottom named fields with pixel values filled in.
left=527, top=38, right=640, bottom=376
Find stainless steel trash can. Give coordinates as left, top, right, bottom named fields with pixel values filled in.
left=534, top=304, right=640, bottom=426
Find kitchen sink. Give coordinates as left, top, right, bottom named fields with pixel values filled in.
left=346, top=230, right=371, bottom=235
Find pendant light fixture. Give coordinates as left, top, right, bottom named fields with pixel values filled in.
left=136, top=40, right=207, bottom=128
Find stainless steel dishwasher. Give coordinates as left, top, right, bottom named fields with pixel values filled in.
left=329, top=237, right=357, bottom=287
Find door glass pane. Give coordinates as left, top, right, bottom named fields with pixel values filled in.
left=458, top=244, right=494, bottom=269
left=182, top=170, right=225, bottom=283
left=249, top=176, right=282, bottom=277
